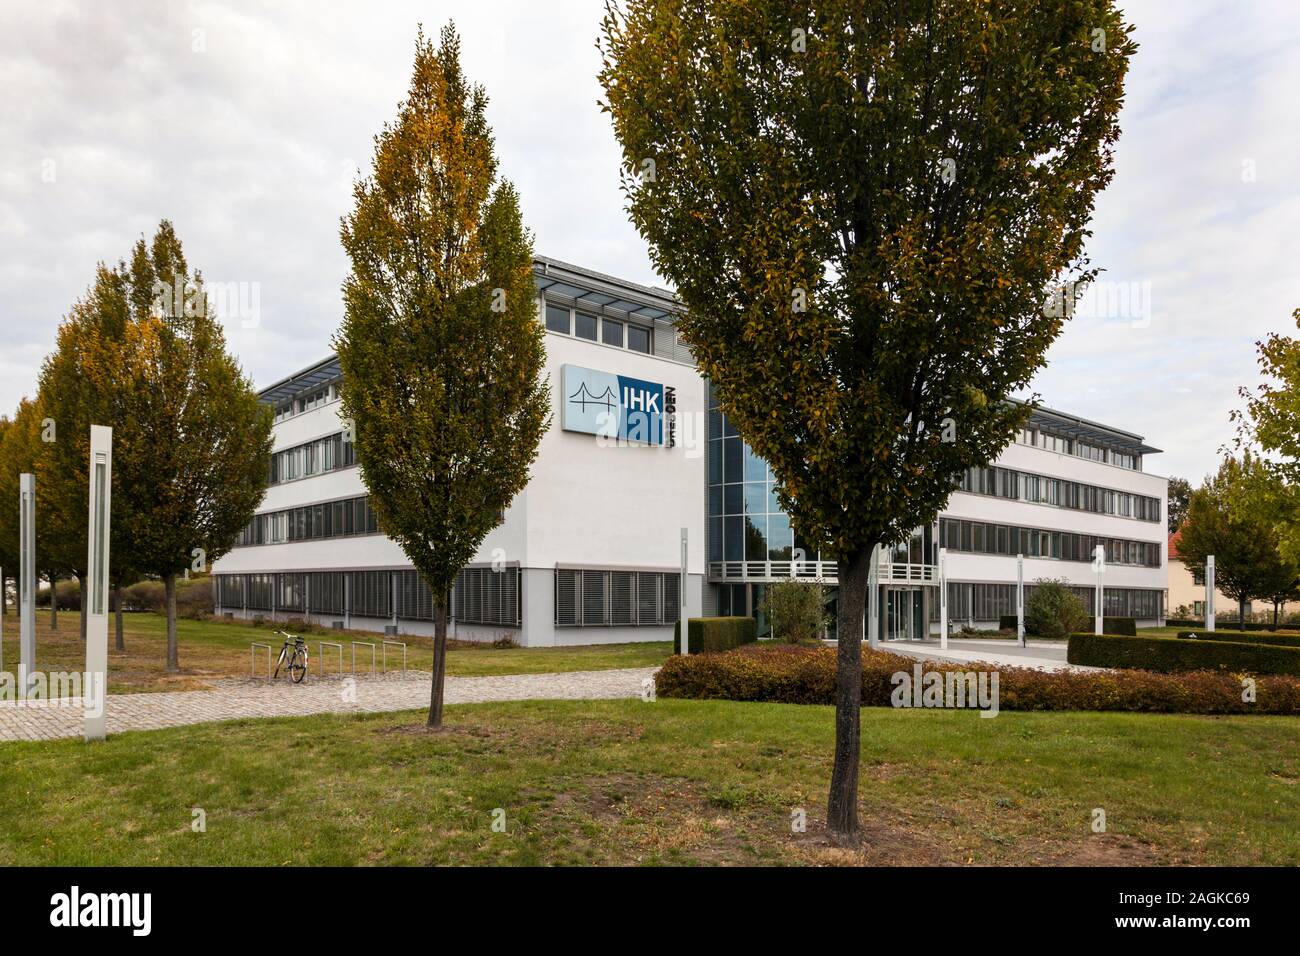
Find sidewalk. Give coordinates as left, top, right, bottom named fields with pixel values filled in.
left=0, top=666, right=658, bottom=742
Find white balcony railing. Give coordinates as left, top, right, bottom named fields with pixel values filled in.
left=707, top=558, right=938, bottom=586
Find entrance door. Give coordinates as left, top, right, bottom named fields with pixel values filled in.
left=885, top=588, right=910, bottom=641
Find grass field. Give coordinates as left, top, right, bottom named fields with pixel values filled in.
left=0, top=609, right=670, bottom=694
left=0, top=697, right=1295, bottom=866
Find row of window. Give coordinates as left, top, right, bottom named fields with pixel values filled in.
left=544, top=302, right=653, bottom=354
left=938, top=518, right=1162, bottom=567
left=1015, top=426, right=1141, bottom=471
left=214, top=566, right=521, bottom=627
left=269, top=431, right=356, bottom=485
left=957, top=465, right=1161, bottom=523
left=555, top=568, right=681, bottom=627
left=273, top=381, right=340, bottom=423
left=932, top=582, right=1164, bottom=621
left=234, top=495, right=381, bottom=547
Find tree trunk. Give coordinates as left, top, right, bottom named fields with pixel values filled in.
left=165, top=573, right=179, bottom=672
left=1273, top=600, right=1280, bottom=632
left=1238, top=596, right=1247, bottom=631
left=114, top=583, right=125, bottom=651
left=827, top=546, right=873, bottom=843
left=49, top=573, right=58, bottom=630
left=427, top=593, right=449, bottom=728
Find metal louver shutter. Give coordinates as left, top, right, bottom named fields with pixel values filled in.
left=582, top=570, right=607, bottom=626
left=653, top=325, right=674, bottom=359
left=502, top=567, right=520, bottom=626
left=610, top=571, right=635, bottom=625
left=638, top=572, right=661, bottom=625
left=556, top=569, right=579, bottom=626
left=662, top=573, right=680, bottom=623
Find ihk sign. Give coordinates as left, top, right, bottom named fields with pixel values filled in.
left=562, top=364, right=674, bottom=447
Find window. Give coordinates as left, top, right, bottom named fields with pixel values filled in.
left=545, top=303, right=571, bottom=334
left=627, top=324, right=651, bottom=353
left=555, top=568, right=678, bottom=626
left=575, top=312, right=598, bottom=341
left=602, top=319, right=623, bottom=346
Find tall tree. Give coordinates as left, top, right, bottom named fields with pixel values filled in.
left=1166, top=476, right=1192, bottom=533
left=38, top=222, right=272, bottom=670
left=337, top=24, right=550, bottom=728
left=600, top=0, right=1134, bottom=840
left=1178, top=456, right=1290, bottom=629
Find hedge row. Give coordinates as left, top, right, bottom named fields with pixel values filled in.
left=1069, top=632, right=1300, bottom=676
left=1167, top=618, right=1297, bottom=632
left=672, top=616, right=758, bottom=654
left=997, top=615, right=1136, bottom=636
left=653, top=644, right=1300, bottom=714
left=1176, top=629, right=1300, bottom=648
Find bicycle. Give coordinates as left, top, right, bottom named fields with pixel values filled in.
left=273, top=630, right=309, bottom=683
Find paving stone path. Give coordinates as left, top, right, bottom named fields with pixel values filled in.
left=0, top=667, right=659, bottom=742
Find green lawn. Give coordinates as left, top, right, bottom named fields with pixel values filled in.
left=0, top=610, right=670, bottom=693
left=0, top=698, right=1295, bottom=866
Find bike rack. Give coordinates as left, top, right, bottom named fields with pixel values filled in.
left=382, top=640, right=407, bottom=675
left=318, top=641, right=344, bottom=678
left=250, top=642, right=273, bottom=680
left=351, top=640, right=376, bottom=676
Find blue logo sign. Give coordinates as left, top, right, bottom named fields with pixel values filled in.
left=562, top=364, right=666, bottom=446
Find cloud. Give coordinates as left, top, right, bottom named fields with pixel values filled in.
left=2, top=0, right=1297, bottom=486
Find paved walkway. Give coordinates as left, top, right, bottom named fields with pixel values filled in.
left=883, top=639, right=1105, bottom=673
left=0, top=667, right=658, bottom=742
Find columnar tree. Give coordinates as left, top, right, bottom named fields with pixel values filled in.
left=38, top=222, right=272, bottom=668
left=336, top=25, right=550, bottom=728
left=599, top=0, right=1134, bottom=839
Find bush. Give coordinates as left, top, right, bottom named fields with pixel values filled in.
left=121, top=576, right=213, bottom=617
left=1169, top=618, right=1290, bottom=632
left=1068, top=633, right=1300, bottom=676
left=124, top=580, right=165, bottom=611
left=1176, top=629, right=1300, bottom=648
left=1025, top=579, right=1089, bottom=639
left=653, top=644, right=1300, bottom=714
left=760, top=579, right=828, bottom=644
left=35, top=578, right=81, bottom=611
left=673, top=616, right=758, bottom=654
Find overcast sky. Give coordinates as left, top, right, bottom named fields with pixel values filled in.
left=3, top=0, right=1298, bottom=483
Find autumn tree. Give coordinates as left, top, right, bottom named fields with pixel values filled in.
left=1177, top=456, right=1294, bottom=629
left=337, top=25, right=549, bottom=727
left=38, top=221, right=272, bottom=668
left=1166, top=476, right=1191, bottom=533
left=600, top=0, right=1135, bottom=840
left=0, top=399, right=64, bottom=639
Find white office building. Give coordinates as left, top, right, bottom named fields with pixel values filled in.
left=212, top=257, right=1168, bottom=645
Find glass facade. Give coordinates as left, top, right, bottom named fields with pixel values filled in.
left=706, top=382, right=809, bottom=565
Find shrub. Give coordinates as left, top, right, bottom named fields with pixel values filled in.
left=653, top=644, right=1300, bottom=714
left=35, top=579, right=82, bottom=611
left=1025, top=578, right=1089, bottom=639
left=175, top=576, right=214, bottom=619
left=673, top=616, right=758, bottom=654
left=124, top=580, right=165, bottom=611
left=759, top=579, right=828, bottom=644
left=1068, top=633, right=1300, bottom=676
left=1176, top=629, right=1300, bottom=648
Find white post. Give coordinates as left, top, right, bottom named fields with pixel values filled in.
left=1206, top=555, right=1215, bottom=632
left=679, top=527, right=688, bottom=655
left=19, top=473, right=35, bottom=700
left=84, top=427, right=112, bottom=742
left=938, top=547, right=948, bottom=650
left=1016, top=553, right=1025, bottom=646
left=867, top=543, right=880, bottom=649
left=1093, top=543, right=1105, bottom=635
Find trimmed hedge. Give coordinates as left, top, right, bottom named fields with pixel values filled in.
left=1176, top=629, right=1300, bottom=648
left=997, top=615, right=1135, bottom=636
left=1069, top=632, right=1300, bottom=676
left=1168, top=618, right=1294, bottom=632
left=653, top=644, right=1300, bottom=714
left=672, top=616, right=758, bottom=654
